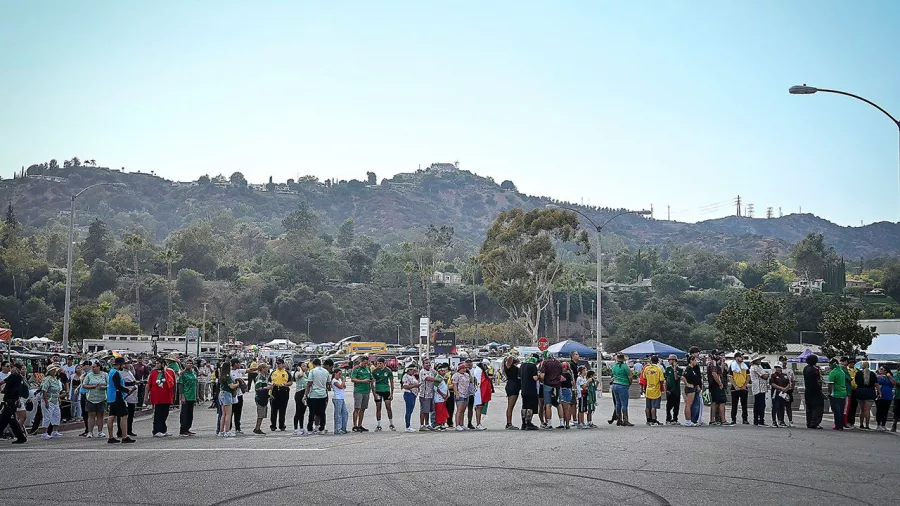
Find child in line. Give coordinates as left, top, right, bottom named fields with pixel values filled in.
left=433, top=372, right=450, bottom=431
left=575, top=366, right=588, bottom=429
left=585, top=370, right=598, bottom=428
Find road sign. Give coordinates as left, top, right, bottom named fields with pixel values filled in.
left=186, top=327, right=200, bottom=342
left=537, top=337, right=549, bottom=351
left=419, top=317, right=430, bottom=337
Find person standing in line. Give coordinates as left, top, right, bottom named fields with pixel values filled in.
left=292, top=362, right=308, bottom=435
left=305, top=358, right=331, bottom=434
left=401, top=364, right=420, bottom=432
left=452, top=363, right=471, bottom=431
left=728, top=353, right=749, bottom=425
left=566, top=352, right=581, bottom=419
left=575, top=365, right=588, bottom=428
left=178, top=359, right=198, bottom=436
left=148, top=358, right=176, bottom=437
left=538, top=351, right=563, bottom=429
left=253, top=363, right=272, bottom=435
left=854, top=361, right=877, bottom=430
left=585, top=369, right=598, bottom=428
left=268, top=359, right=292, bottom=432
left=778, top=356, right=796, bottom=427
left=828, top=358, right=847, bottom=431
left=197, top=360, right=211, bottom=404
left=663, top=354, right=682, bottom=425
left=433, top=366, right=450, bottom=431
left=217, top=361, right=239, bottom=437
left=77, top=360, right=92, bottom=436
left=892, top=367, right=900, bottom=432
left=769, top=363, right=791, bottom=427
left=706, top=351, right=727, bottom=426
left=681, top=355, right=702, bottom=426
left=749, top=355, right=769, bottom=427
left=0, top=363, right=27, bottom=444
left=133, top=357, right=149, bottom=409
left=558, top=362, right=574, bottom=429
left=844, top=357, right=859, bottom=429
left=82, top=361, right=109, bottom=438
left=331, top=368, right=349, bottom=434
left=502, top=355, right=521, bottom=430
left=443, top=362, right=455, bottom=426
left=518, top=355, right=540, bottom=430
left=417, top=358, right=440, bottom=431
left=642, top=355, right=665, bottom=426
left=105, top=357, right=135, bottom=444
left=38, top=364, right=63, bottom=440
left=610, top=354, right=634, bottom=427
left=874, top=366, right=895, bottom=431
left=371, top=358, right=395, bottom=432
left=69, top=362, right=83, bottom=423
left=118, top=360, right=138, bottom=438
left=476, top=360, right=493, bottom=430
left=229, top=359, right=247, bottom=434
left=350, top=356, right=374, bottom=433
left=464, top=358, right=478, bottom=429
left=802, top=354, right=825, bottom=429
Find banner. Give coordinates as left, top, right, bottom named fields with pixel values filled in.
left=433, top=332, right=456, bottom=355
left=0, top=328, right=11, bottom=342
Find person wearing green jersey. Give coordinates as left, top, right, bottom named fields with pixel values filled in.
left=350, top=356, right=374, bottom=432
left=828, top=358, right=848, bottom=431
left=178, top=359, right=198, bottom=436
left=372, top=357, right=395, bottom=431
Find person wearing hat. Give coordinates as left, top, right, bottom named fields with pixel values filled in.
left=39, top=364, right=63, bottom=440
left=268, top=358, right=293, bottom=432
left=148, top=357, right=176, bottom=437
left=729, top=352, right=750, bottom=425
left=178, top=359, right=198, bottom=436
left=105, top=357, right=135, bottom=444
left=749, top=354, right=769, bottom=426
left=518, top=354, right=540, bottom=430
left=769, top=362, right=791, bottom=427
left=401, top=363, right=420, bottom=432
left=452, top=362, right=471, bottom=431
left=663, top=354, right=682, bottom=425
left=706, top=350, right=727, bottom=426
left=82, top=361, right=109, bottom=438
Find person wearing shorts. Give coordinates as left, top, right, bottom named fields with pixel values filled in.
left=106, top=357, right=135, bottom=444
left=349, top=356, right=373, bottom=432
left=371, top=358, right=395, bottom=431
left=418, top=359, right=439, bottom=431
left=82, top=361, right=108, bottom=438
left=39, top=365, right=63, bottom=440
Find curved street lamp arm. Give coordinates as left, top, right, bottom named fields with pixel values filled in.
left=548, top=204, right=601, bottom=231
left=817, top=88, right=900, bottom=127
left=73, top=182, right=124, bottom=200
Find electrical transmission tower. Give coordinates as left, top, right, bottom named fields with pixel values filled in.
left=735, top=195, right=742, bottom=217
left=778, top=207, right=783, bottom=217
left=747, top=204, right=755, bottom=218
left=766, top=207, right=773, bottom=219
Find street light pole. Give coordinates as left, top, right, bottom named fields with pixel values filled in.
left=789, top=84, right=900, bottom=221
left=307, top=317, right=311, bottom=340
left=62, top=182, right=125, bottom=352
left=396, top=324, right=401, bottom=345
left=546, top=205, right=651, bottom=367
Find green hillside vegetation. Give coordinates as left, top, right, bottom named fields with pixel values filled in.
left=1, top=158, right=898, bottom=352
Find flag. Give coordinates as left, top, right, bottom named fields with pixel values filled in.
left=0, top=328, right=11, bottom=342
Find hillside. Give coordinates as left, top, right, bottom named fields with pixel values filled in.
left=3, top=164, right=898, bottom=259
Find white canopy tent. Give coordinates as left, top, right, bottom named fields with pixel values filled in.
left=27, top=336, right=54, bottom=343
left=263, top=338, right=296, bottom=348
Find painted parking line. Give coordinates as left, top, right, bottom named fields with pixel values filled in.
left=0, top=447, right=327, bottom=453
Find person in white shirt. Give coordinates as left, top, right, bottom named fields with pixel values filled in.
left=749, top=355, right=770, bottom=427
left=230, top=358, right=247, bottom=434
left=331, top=369, right=348, bottom=435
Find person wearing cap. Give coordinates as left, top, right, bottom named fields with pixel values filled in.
left=178, top=359, right=198, bottom=436
left=769, top=362, right=790, bottom=427
left=663, top=354, right=682, bottom=425
left=538, top=350, right=563, bottom=429
left=372, top=357, right=395, bottom=432
left=401, top=363, right=420, bottom=432
left=253, top=362, right=272, bottom=435
left=351, top=356, right=374, bottom=432
left=0, top=362, right=27, bottom=444
left=82, top=361, right=109, bottom=438
left=642, top=354, right=665, bottom=426
left=118, top=359, right=138, bottom=438
left=39, top=364, right=63, bottom=440
left=229, top=358, right=247, bottom=434
left=803, top=354, right=825, bottom=429
left=828, top=358, right=848, bottom=430
left=749, top=354, right=769, bottom=426
left=452, top=362, right=471, bottom=431
left=729, top=352, right=750, bottom=425
left=148, top=357, right=176, bottom=437
left=268, top=358, right=292, bottom=432
left=105, top=357, right=135, bottom=444
left=518, top=354, right=540, bottom=430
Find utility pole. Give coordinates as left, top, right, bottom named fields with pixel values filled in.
left=472, top=258, right=478, bottom=347
left=396, top=324, right=401, bottom=345
left=200, top=302, right=207, bottom=356
left=307, top=317, right=311, bottom=340
left=556, top=300, right=560, bottom=342
left=667, top=205, right=670, bottom=221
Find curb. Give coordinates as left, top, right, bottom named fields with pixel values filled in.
left=52, top=407, right=155, bottom=433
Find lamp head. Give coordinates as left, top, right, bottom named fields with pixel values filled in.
left=789, top=84, right=818, bottom=95
left=635, top=210, right=652, bottom=216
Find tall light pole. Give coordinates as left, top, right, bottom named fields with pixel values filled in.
left=396, top=324, right=401, bottom=345
left=62, top=182, right=126, bottom=351
left=546, top=205, right=651, bottom=366
left=789, top=84, right=900, bottom=221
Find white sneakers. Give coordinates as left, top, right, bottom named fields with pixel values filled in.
left=153, top=432, right=173, bottom=438
left=98, top=431, right=107, bottom=438
left=293, top=429, right=307, bottom=436
left=405, top=427, right=416, bottom=433
left=51, top=431, right=63, bottom=438
left=455, top=425, right=465, bottom=431
left=475, top=424, right=487, bottom=431
left=41, top=433, right=53, bottom=440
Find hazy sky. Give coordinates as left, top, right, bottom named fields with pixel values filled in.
left=2, top=1, right=898, bottom=226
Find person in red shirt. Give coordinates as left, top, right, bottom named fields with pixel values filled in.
left=147, top=358, right=176, bottom=437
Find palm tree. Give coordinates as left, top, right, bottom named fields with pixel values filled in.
left=123, top=234, right=145, bottom=331
left=158, top=248, right=182, bottom=335
left=98, top=301, right=113, bottom=330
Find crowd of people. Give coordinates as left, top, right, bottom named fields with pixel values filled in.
left=1, top=346, right=899, bottom=445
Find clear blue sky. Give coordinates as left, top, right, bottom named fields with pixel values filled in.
left=2, top=1, right=898, bottom=226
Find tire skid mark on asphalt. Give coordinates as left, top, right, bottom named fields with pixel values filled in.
left=207, top=465, right=673, bottom=506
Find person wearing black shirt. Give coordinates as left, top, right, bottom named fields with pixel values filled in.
left=107, top=357, right=135, bottom=444
left=682, top=355, right=702, bottom=426
left=519, top=355, right=540, bottom=430
left=502, top=356, right=521, bottom=430
left=802, top=355, right=824, bottom=429
left=0, top=363, right=27, bottom=444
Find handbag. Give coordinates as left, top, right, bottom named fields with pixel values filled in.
left=701, top=388, right=711, bottom=405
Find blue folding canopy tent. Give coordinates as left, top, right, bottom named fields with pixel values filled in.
left=546, top=339, right=597, bottom=359
left=618, top=339, right=686, bottom=359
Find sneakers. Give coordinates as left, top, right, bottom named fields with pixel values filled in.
left=587, top=422, right=598, bottom=428
left=523, top=424, right=539, bottom=431
left=778, top=422, right=788, bottom=428
left=467, top=424, right=476, bottom=430
left=121, top=437, right=136, bottom=444
left=389, top=425, right=396, bottom=431
left=475, top=424, right=486, bottom=431
left=725, top=421, right=736, bottom=426
left=41, top=433, right=53, bottom=440
left=107, top=437, right=121, bottom=444
left=540, top=424, right=553, bottom=430
left=406, top=427, right=416, bottom=433
left=253, top=429, right=266, bottom=435
left=86, top=432, right=94, bottom=439
left=375, top=425, right=383, bottom=432
left=419, top=425, right=431, bottom=432
left=557, top=423, right=565, bottom=429
left=98, top=431, right=107, bottom=438
left=358, top=426, right=369, bottom=432
left=505, top=423, right=519, bottom=430
left=455, top=425, right=465, bottom=431
left=51, top=431, right=63, bottom=438
left=684, top=421, right=695, bottom=427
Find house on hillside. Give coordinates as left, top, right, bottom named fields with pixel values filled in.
left=171, top=181, right=198, bottom=187
left=597, top=278, right=653, bottom=293
left=249, top=184, right=267, bottom=192
left=432, top=271, right=463, bottom=287
left=27, top=174, right=68, bottom=183
left=846, top=279, right=870, bottom=290
left=722, top=275, right=745, bottom=288
left=790, top=277, right=825, bottom=295
left=427, top=162, right=459, bottom=173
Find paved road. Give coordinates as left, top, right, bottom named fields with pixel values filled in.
left=3, top=389, right=897, bottom=506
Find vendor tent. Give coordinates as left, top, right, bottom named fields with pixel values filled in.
left=788, top=348, right=828, bottom=363
left=618, top=339, right=686, bottom=358
left=263, top=338, right=296, bottom=348
left=27, top=337, right=54, bottom=344
left=547, top=339, right=597, bottom=359
left=865, top=333, right=900, bottom=361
